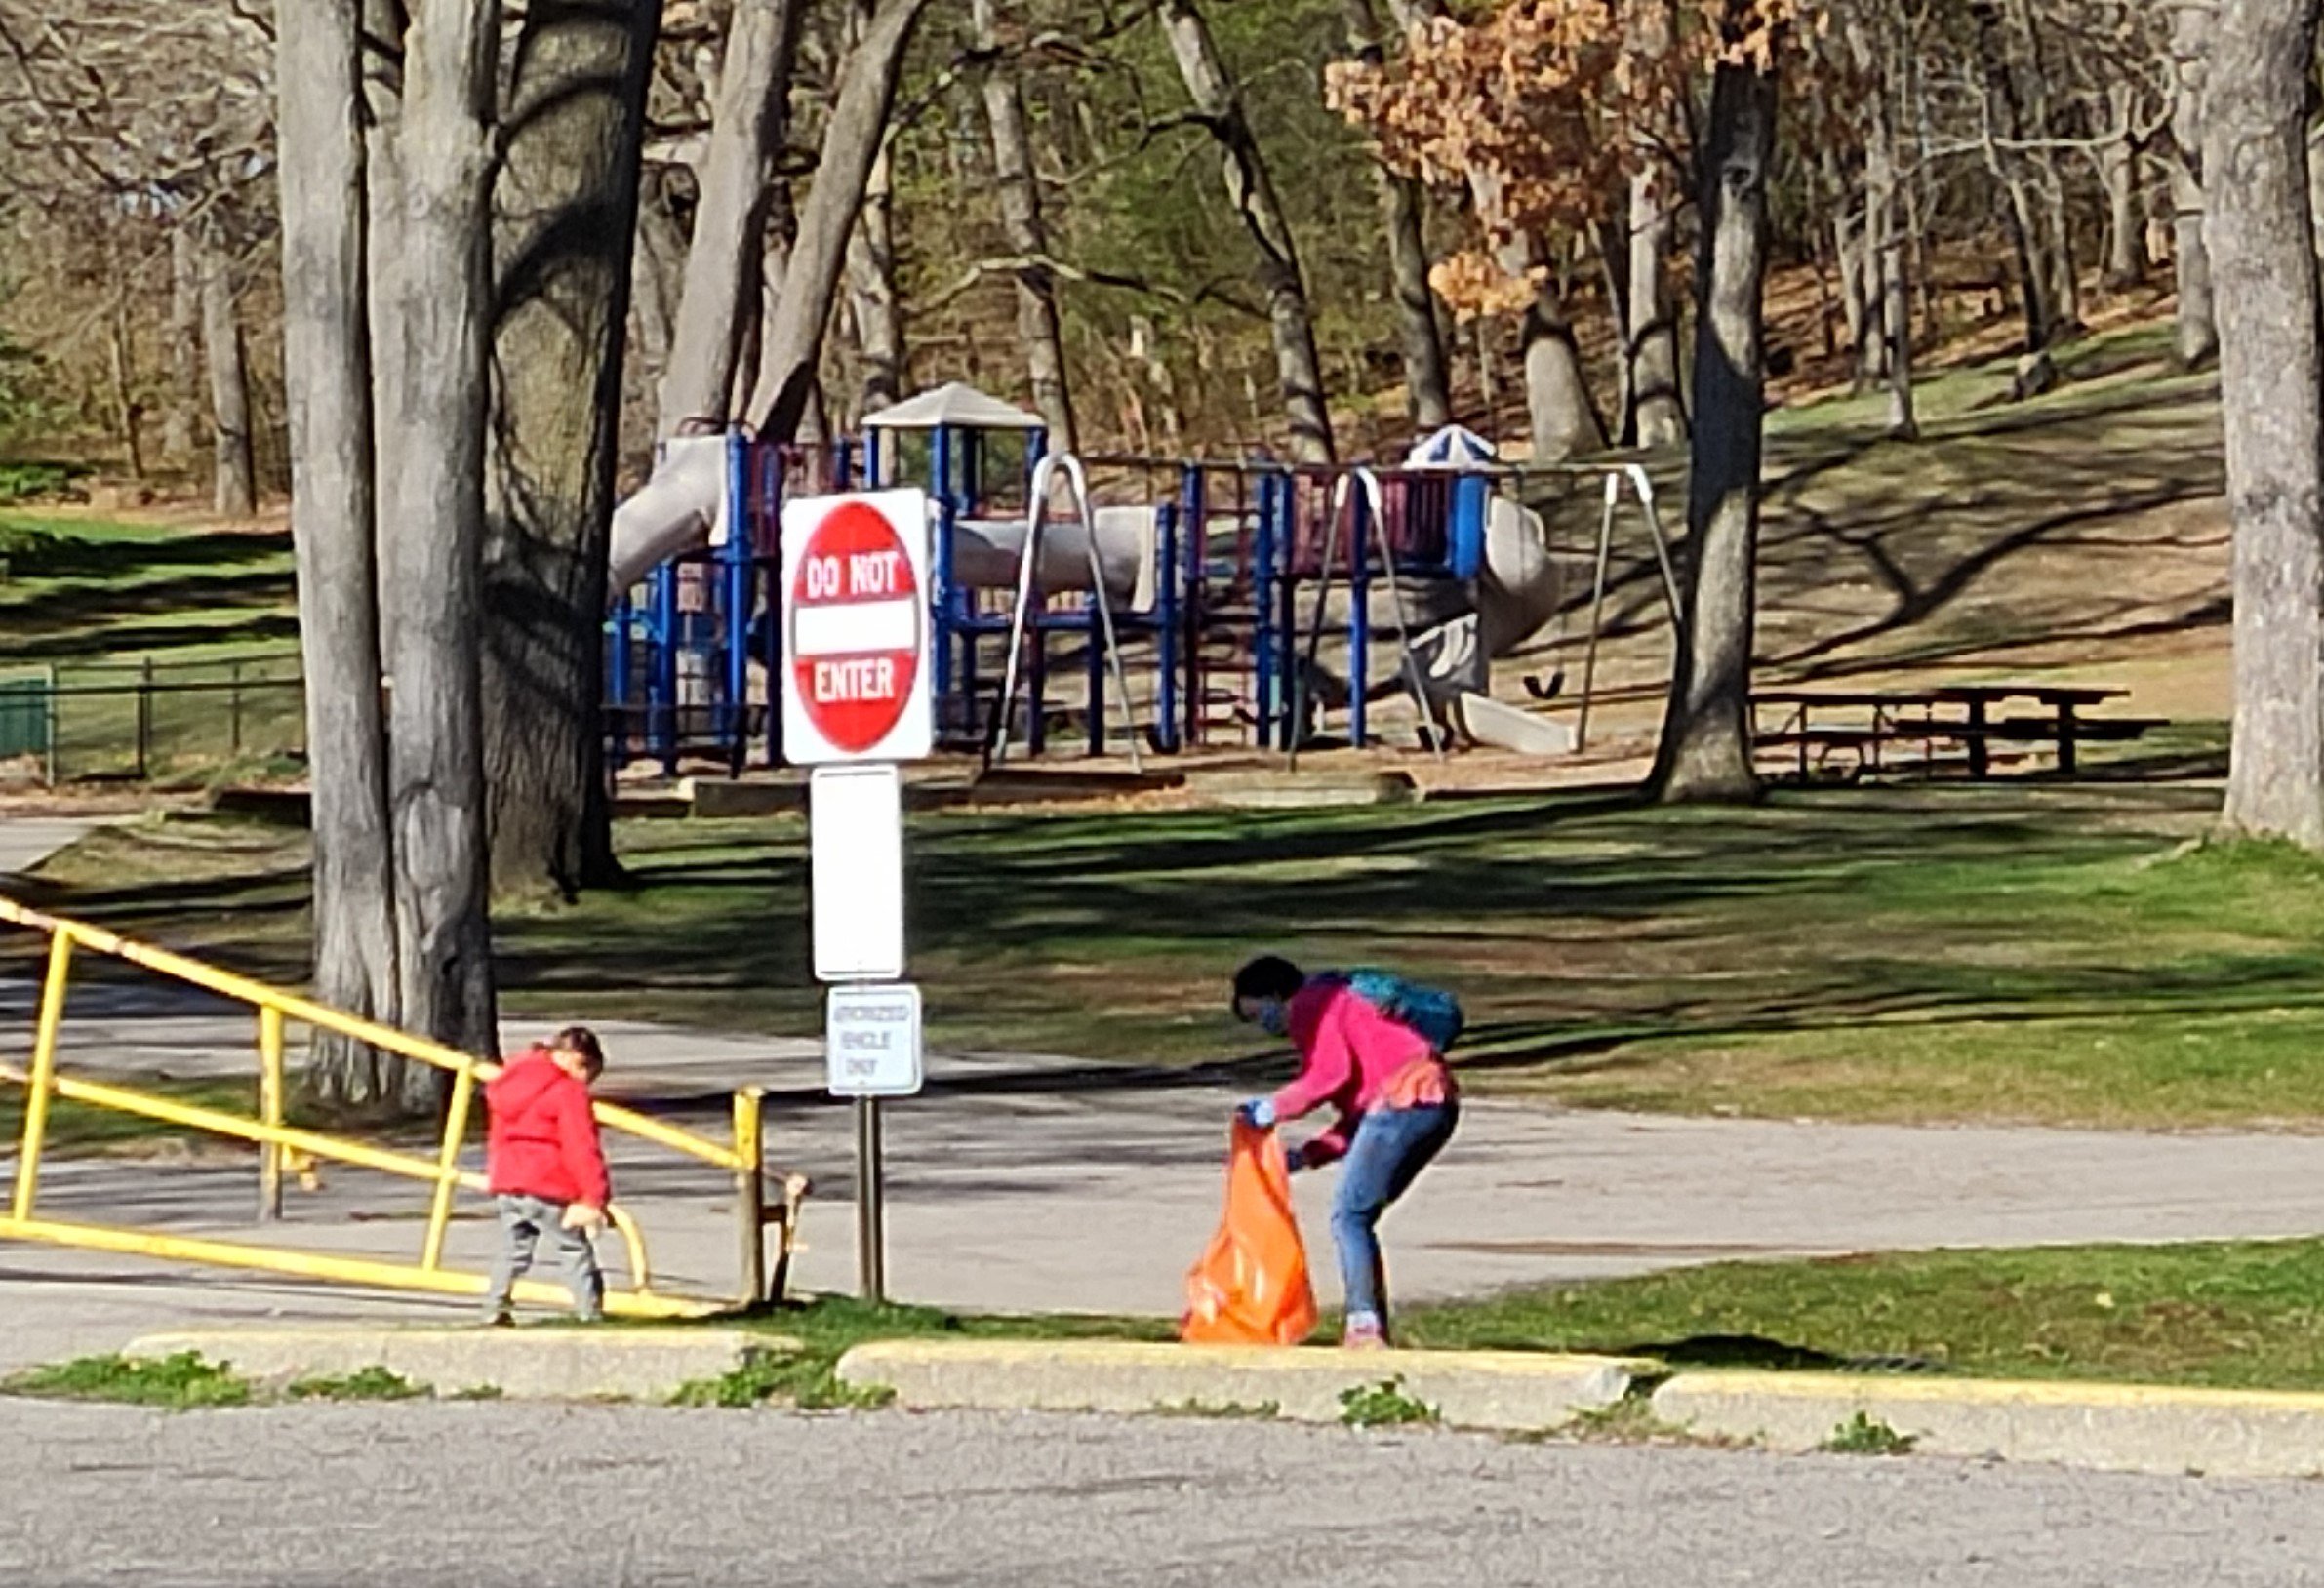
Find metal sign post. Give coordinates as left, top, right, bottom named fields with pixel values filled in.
left=825, top=982, right=922, bottom=1304
left=785, top=489, right=935, bottom=1306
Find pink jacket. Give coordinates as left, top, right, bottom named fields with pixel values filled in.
left=1268, top=977, right=1449, bottom=1166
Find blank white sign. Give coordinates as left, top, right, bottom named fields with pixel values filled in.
left=810, top=764, right=904, bottom=982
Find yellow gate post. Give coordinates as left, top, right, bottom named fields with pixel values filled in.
left=734, top=1087, right=765, bottom=1307
left=10, top=931, right=74, bottom=1221
left=421, top=1064, right=477, bottom=1271
left=257, top=1006, right=286, bottom=1220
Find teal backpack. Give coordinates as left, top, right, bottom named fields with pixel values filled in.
left=1342, top=968, right=1464, bottom=1054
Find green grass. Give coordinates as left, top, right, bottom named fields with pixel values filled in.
left=1823, top=1411, right=1917, bottom=1455
left=0, top=511, right=296, bottom=665
left=3, top=1351, right=251, bottom=1409
left=24, top=780, right=2324, bottom=1131
left=286, top=1365, right=428, bottom=1402
left=1398, top=1238, right=2324, bottom=1392
left=1338, top=1376, right=1440, bottom=1428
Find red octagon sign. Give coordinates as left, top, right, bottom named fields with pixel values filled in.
left=787, top=498, right=924, bottom=756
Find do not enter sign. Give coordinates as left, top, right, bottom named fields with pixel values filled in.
left=780, top=489, right=934, bottom=764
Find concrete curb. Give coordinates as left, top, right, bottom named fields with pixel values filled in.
left=835, top=1339, right=1643, bottom=1429
left=125, top=1327, right=798, bottom=1403
left=1650, top=1370, right=2324, bottom=1479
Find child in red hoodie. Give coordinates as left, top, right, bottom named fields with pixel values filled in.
left=481, top=1026, right=612, bottom=1324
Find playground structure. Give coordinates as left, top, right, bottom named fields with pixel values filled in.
left=603, top=383, right=1681, bottom=775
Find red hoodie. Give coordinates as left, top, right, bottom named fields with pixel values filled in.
left=485, top=1047, right=612, bottom=1209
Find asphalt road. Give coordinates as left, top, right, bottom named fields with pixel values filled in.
left=4, top=1400, right=2321, bottom=1587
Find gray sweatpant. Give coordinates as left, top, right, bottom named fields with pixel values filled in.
left=482, top=1192, right=604, bottom=1321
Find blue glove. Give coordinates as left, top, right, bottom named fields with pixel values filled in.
left=1236, top=1097, right=1277, bottom=1131
left=1282, top=1142, right=1308, bottom=1174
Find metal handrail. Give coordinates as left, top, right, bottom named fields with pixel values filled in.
left=0, top=894, right=784, bottom=1316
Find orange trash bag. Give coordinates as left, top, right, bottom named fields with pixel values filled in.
left=1181, top=1118, right=1319, bottom=1345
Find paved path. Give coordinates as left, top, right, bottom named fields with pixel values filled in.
left=0, top=816, right=88, bottom=877
left=4, top=1400, right=2319, bottom=1587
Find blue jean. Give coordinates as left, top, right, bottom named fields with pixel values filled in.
left=1330, top=1100, right=1458, bottom=1327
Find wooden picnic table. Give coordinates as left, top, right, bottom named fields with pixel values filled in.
left=1753, top=683, right=2138, bottom=779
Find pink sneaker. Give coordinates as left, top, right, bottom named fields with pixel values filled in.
left=1342, top=1319, right=1390, bottom=1350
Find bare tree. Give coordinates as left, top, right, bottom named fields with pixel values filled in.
left=276, top=0, right=412, bottom=1110
left=482, top=0, right=661, bottom=902
left=1157, top=0, right=1335, bottom=463
left=2211, top=0, right=2324, bottom=844
left=843, top=120, right=905, bottom=416
left=198, top=218, right=257, bottom=515
left=373, top=0, right=502, bottom=1056
left=1845, top=6, right=1916, bottom=440
left=164, top=223, right=201, bottom=463
left=974, top=0, right=1077, bottom=446
left=1343, top=0, right=1450, bottom=433
left=2099, top=82, right=2146, bottom=290
left=658, top=0, right=803, bottom=435
left=1626, top=0, right=1685, bottom=449
left=1654, top=16, right=1779, bottom=805
left=2167, top=2, right=2218, bottom=369
left=747, top=0, right=933, bottom=442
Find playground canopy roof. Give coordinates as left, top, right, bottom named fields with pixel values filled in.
left=861, top=382, right=1045, bottom=433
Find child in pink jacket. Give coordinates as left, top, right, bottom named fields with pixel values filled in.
left=1231, top=955, right=1459, bottom=1347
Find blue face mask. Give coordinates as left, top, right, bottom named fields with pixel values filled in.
left=1255, top=999, right=1290, bottom=1038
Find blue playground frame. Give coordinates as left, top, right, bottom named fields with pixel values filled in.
left=604, top=418, right=1493, bottom=774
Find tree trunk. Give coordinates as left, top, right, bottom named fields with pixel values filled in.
left=481, top=0, right=659, bottom=904
left=1629, top=166, right=1686, bottom=448
left=165, top=224, right=201, bottom=464
left=1848, top=17, right=1916, bottom=439
left=1826, top=150, right=1870, bottom=385
left=2169, top=3, right=2219, bottom=370
left=1343, top=0, right=1449, bottom=433
left=2101, top=84, right=2145, bottom=290
left=658, top=0, right=804, bottom=436
left=1158, top=0, right=1334, bottom=463
left=745, top=0, right=931, bottom=443
left=2309, top=123, right=2324, bottom=269
left=375, top=0, right=501, bottom=1056
left=1623, top=0, right=1682, bottom=449
left=2211, top=0, right=2324, bottom=845
left=107, top=290, right=145, bottom=481
left=1517, top=287, right=1604, bottom=463
left=843, top=130, right=904, bottom=417
left=1654, top=48, right=1777, bottom=806
left=200, top=226, right=258, bottom=517
left=2013, top=0, right=2081, bottom=337
left=1973, top=4, right=2049, bottom=351
left=278, top=0, right=414, bottom=1111
left=972, top=0, right=1077, bottom=447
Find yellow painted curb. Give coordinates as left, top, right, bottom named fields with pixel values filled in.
left=1657, top=1369, right=2324, bottom=1416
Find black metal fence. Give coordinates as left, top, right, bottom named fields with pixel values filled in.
left=0, top=655, right=306, bottom=785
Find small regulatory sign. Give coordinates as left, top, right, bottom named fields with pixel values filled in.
left=780, top=489, right=934, bottom=765
left=825, top=982, right=924, bottom=1097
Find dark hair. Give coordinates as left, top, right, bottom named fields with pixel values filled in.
left=551, top=1025, right=606, bottom=1075
left=1231, top=955, right=1305, bottom=1012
